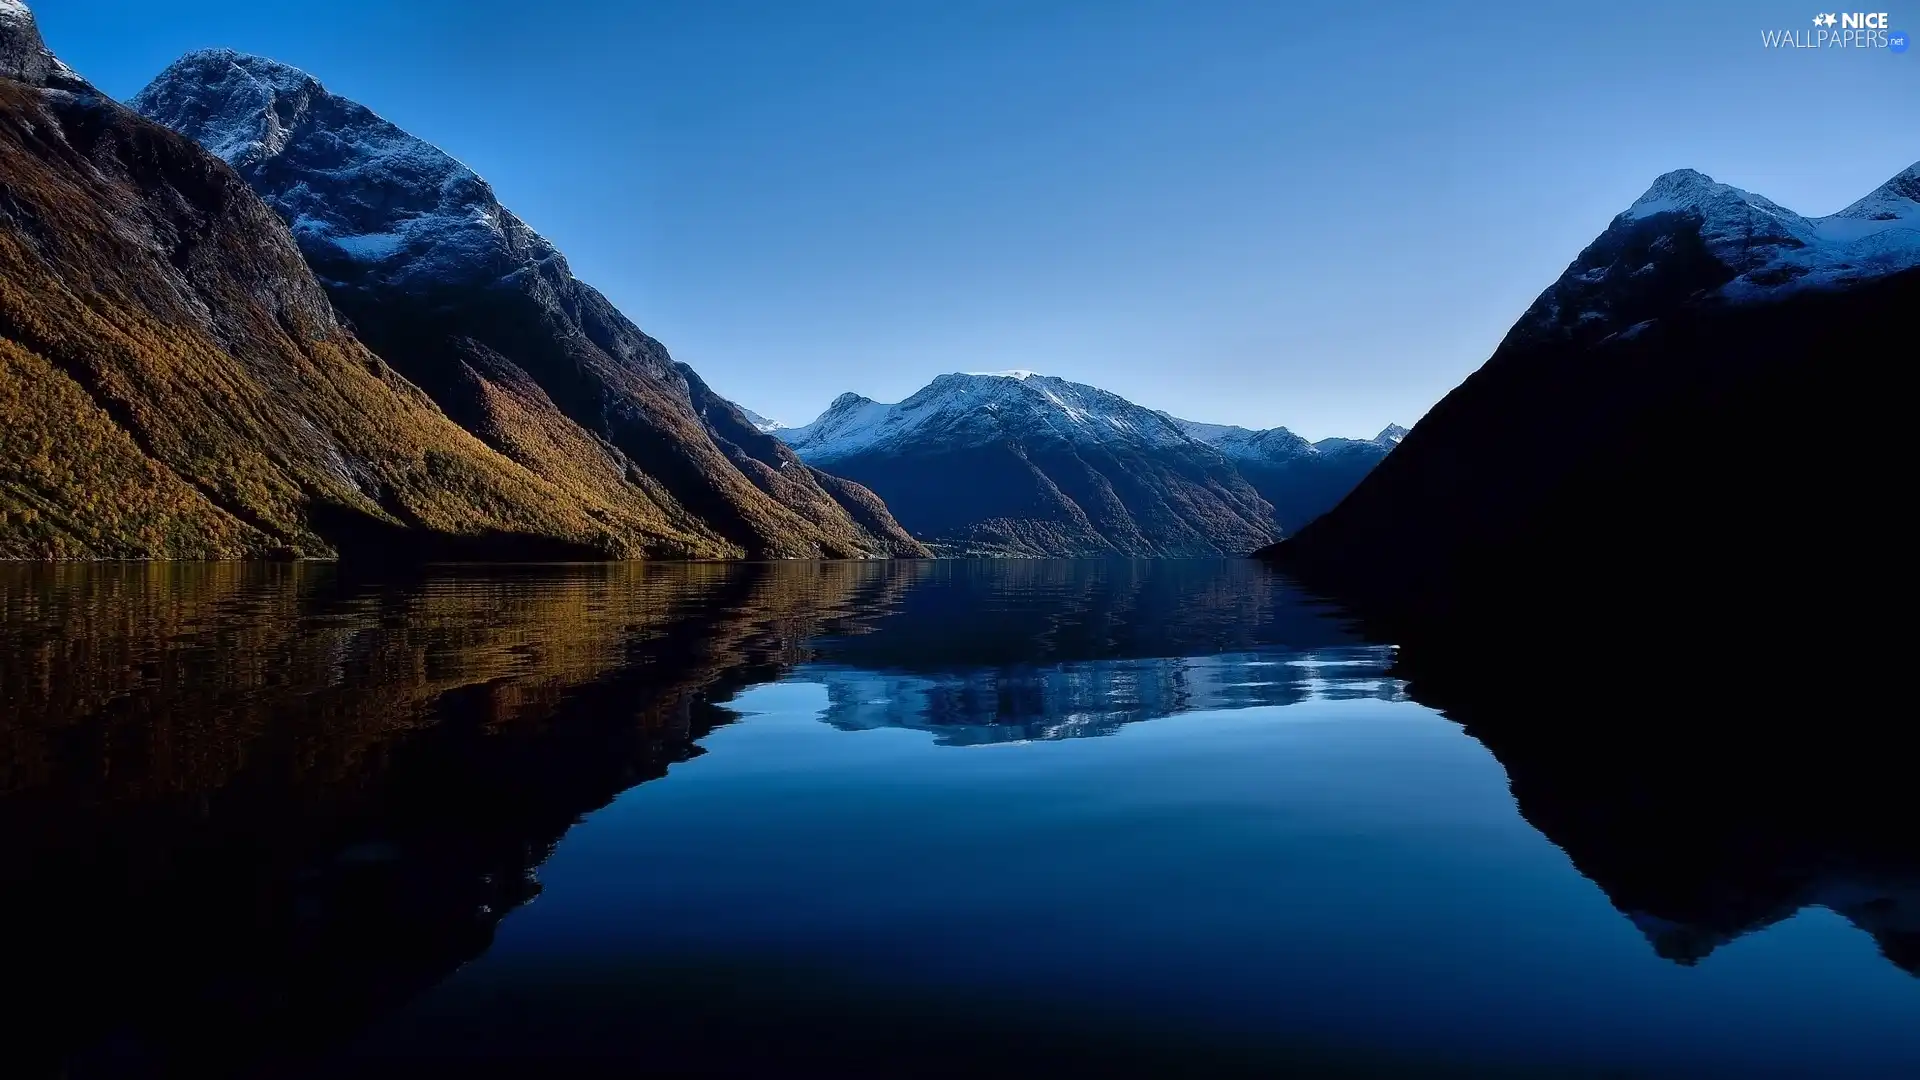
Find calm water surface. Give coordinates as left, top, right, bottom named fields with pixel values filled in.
left=1, top=560, right=1913, bottom=1078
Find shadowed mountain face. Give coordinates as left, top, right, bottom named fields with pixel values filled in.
left=1261, top=163, right=1916, bottom=643
left=131, top=49, right=925, bottom=559
left=1250, top=163, right=1920, bottom=972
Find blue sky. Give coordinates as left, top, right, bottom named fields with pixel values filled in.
left=40, top=0, right=1917, bottom=437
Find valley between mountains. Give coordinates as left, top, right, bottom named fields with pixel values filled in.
left=3, top=0, right=1915, bottom=574
left=0, top=2, right=1394, bottom=562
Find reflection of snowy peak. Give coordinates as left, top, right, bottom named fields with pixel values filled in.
left=805, top=646, right=1403, bottom=746
left=784, top=372, right=1195, bottom=464
left=1518, top=163, right=1920, bottom=344
left=133, top=50, right=562, bottom=291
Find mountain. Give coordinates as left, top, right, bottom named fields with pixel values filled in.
left=1175, top=420, right=1403, bottom=534
left=0, top=4, right=722, bottom=560
left=1261, top=162, right=1917, bottom=638
left=778, top=370, right=1400, bottom=555
left=0, top=0, right=84, bottom=92
left=781, top=371, right=1282, bottom=556
left=131, top=49, right=925, bottom=559
left=738, top=406, right=788, bottom=434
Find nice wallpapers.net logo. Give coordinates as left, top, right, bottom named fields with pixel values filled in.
left=1761, top=11, right=1909, bottom=49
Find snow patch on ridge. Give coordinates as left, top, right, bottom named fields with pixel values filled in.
left=737, top=407, right=788, bottom=434
left=1177, top=417, right=1405, bottom=462
left=132, top=50, right=565, bottom=290
left=1523, top=162, right=1920, bottom=342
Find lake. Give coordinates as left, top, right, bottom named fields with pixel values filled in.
left=2, top=560, right=1914, bottom=1078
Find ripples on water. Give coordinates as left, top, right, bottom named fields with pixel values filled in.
left=1, top=560, right=1915, bottom=1079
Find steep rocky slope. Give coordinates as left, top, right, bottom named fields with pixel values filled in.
left=2, top=4, right=719, bottom=560
left=133, top=49, right=925, bottom=559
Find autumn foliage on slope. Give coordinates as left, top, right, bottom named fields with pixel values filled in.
left=0, top=79, right=738, bottom=559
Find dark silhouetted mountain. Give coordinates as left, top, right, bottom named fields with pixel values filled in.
left=1, top=4, right=712, bottom=560
left=1261, top=163, right=1917, bottom=638
left=1385, top=615, right=1920, bottom=980
left=131, top=49, right=926, bottom=559
left=781, top=372, right=1392, bottom=555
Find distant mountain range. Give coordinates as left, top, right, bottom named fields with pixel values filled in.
left=1263, top=161, right=1917, bottom=638
left=776, top=370, right=1400, bottom=556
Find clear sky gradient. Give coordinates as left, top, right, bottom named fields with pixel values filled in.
left=40, top=0, right=1917, bottom=437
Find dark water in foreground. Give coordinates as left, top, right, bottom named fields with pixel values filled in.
left=1, top=560, right=1914, bottom=1079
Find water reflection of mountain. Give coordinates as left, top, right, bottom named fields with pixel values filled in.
left=810, top=650, right=1400, bottom=745
left=0, top=560, right=921, bottom=1078
left=806, top=559, right=1367, bottom=667
left=798, top=559, right=1399, bottom=744
left=1382, top=614, right=1920, bottom=980
left=0, top=559, right=1404, bottom=1075
left=11, top=556, right=1916, bottom=1078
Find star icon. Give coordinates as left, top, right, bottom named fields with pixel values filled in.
left=1825, top=13, right=1839, bottom=25
left=1814, top=12, right=1826, bottom=24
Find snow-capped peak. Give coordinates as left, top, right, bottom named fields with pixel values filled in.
left=783, top=370, right=1401, bottom=466
left=1619, top=168, right=1821, bottom=270
left=1623, top=169, right=1806, bottom=229
left=737, top=407, right=788, bottom=434
left=132, top=50, right=565, bottom=290
left=1516, top=161, right=1920, bottom=343
left=1833, top=161, right=1920, bottom=223
left=0, top=0, right=91, bottom=92
left=783, top=372, right=1197, bottom=463
left=1174, top=415, right=1404, bottom=462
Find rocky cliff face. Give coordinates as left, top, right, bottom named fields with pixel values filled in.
left=132, top=49, right=926, bottom=560
left=0, top=0, right=86, bottom=92
left=2, top=4, right=731, bottom=560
